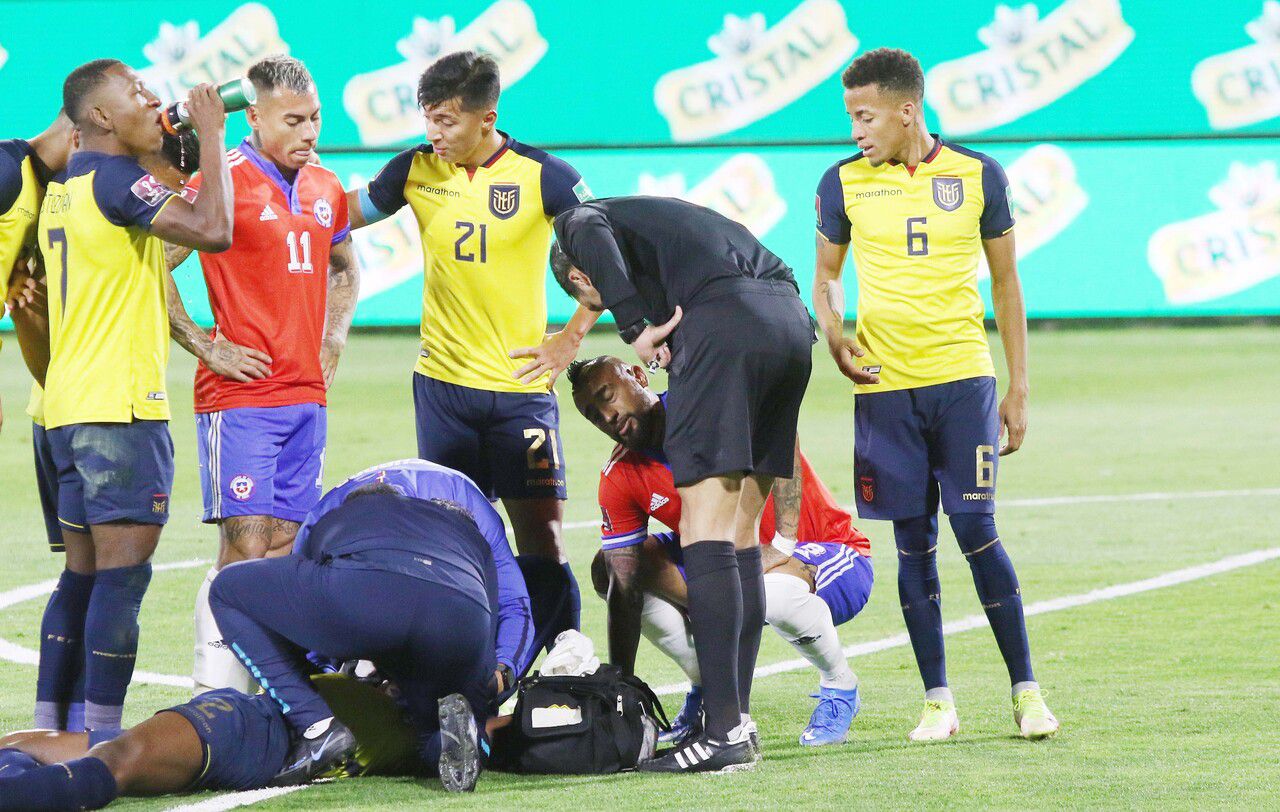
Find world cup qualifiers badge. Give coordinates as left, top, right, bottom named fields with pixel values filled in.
left=314, top=198, right=333, bottom=228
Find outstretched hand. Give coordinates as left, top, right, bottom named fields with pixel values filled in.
left=509, top=329, right=582, bottom=390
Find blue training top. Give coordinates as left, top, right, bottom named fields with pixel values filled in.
left=294, top=459, right=534, bottom=673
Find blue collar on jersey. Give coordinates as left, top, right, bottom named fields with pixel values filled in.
left=238, top=138, right=303, bottom=214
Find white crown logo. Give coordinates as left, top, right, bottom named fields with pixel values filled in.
left=977, top=3, right=1040, bottom=49
left=1245, top=0, right=1280, bottom=44
left=1208, top=161, right=1280, bottom=210
left=397, top=16, right=458, bottom=62
left=143, top=20, right=201, bottom=66
left=707, top=13, right=767, bottom=58
left=636, top=172, right=688, bottom=198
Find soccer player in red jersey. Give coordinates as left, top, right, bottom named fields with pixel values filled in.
left=569, top=355, right=875, bottom=748
left=165, top=56, right=359, bottom=695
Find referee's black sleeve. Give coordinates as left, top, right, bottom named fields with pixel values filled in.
left=555, top=205, right=648, bottom=334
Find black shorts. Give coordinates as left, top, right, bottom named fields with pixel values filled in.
left=664, top=278, right=814, bottom=485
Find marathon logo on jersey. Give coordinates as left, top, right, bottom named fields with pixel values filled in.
left=489, top=184, right=520, bottom=219
left=636, top=154, right=786, bottom=237
left=314, top=198, right=334, bottom=228
left=933, top=177, right=965, bottom=212
left=1147, top=160, right=1280, bottom=304
left=229, top=474, right=255, bottom=501
left=924, top=0, right=1134, bottom=136
left=343, top=1, right=547, bottom=145
left=131, top=175, right=172, bottom=207
left=858, top=476, right=875, bottom=503
left=152, top=493, right=169, bottom=515
left=137, top=4, right=290, bottom=106
left=1192, top=2, right=1280, bottom=130
left=654, top=0, right=858, bottom=141
left=977, top=145, right=1088, bottom=280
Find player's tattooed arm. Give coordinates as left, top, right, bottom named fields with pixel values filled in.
left=321, top=235, right=360, bottom=389
left=984, top=231, right=1029, bottom=455
left=602, top=545, right=646, bottom=676
left=165, top=269, right=272, bottom=382
left=771, top=441, right=804, bottom=541
left=163, top=241, right=194, bottom=272
left=814, top=234, right=878, bottom=385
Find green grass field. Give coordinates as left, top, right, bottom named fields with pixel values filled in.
left=1, top=325, right=1277, bottom=810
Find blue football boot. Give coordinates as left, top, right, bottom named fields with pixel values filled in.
left=800, top=684, right=861, bottom=746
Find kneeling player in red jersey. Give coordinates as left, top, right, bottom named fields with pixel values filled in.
left=569, top=356, right=874, bottom=748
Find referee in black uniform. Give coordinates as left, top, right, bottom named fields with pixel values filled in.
left=552, top=196, right=814, bottom=772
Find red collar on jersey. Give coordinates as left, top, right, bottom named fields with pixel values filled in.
left=888, top=135, right=943, bottom=177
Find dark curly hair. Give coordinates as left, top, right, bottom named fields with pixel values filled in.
left=841, top=48, right=924, bottom=101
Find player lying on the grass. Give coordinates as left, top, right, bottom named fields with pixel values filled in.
left=0, top=671, right=438, bottom=810
left=208, top=459, right=536, bottom=788
left=568, top=356, right=874, bottom=747
left=161, top=55, right=361, bottom=697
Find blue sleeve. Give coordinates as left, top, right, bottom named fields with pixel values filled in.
left=365, top=147, right=418, bottom=216
left=979, top=155, right=1015, bottom=239
left=93, top=157, right=174, bottom=230
left=0, top=148, right=23, bottom=214
left=539, top=153, right=590, bottom=218
left=815, top=163, right=851, bottom=244
left=440, top=473, right=534, bottom=673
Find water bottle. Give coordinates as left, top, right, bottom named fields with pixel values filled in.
left=161, top=77, right=256, bottom=134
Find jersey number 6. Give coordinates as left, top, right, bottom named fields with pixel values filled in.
left=906, top=217, right=929, bottom=257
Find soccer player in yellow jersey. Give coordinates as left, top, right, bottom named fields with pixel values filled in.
left=347, top=52, right=595, bottom=655
left=813, top=49, right=1058, bottom=741
left=35, top=58, right=235, bottom=733
left=0, top=111, right=74, bottom=434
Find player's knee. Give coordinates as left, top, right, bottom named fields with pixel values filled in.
left=950, top=512, right=999, bottom=555
left=893, top=514, right=939, bottom=556
left=90, top=735, right=144, bottom=789
left=763, top=572, right=824, bottom=639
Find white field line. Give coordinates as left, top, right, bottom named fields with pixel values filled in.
left=166, top=787, right=307, bottom=811
left=552, top=487, right=1280, bottom=533
left=0, top=558, right=209, bottom=689
left=168, top=544, right=1280, bottom=812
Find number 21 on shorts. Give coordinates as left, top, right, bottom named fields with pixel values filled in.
left=524, top=428, right=562, bottom=470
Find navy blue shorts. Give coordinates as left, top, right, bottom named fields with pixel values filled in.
left=412, top=373, right=566, bottom=501
left=853, top=376, right=999, bottom=521
left=196, top=404, right=327, bottom=523
left=32, top=422, right=63, bottom=552
left=47, top=420, right=175, bottom=530
left=161, top=688, right=290, bottom=792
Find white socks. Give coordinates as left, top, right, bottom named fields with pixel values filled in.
left=640, top=593, right=701, bottom=684
left=764, top=572, right=857, bottom=691
left=193, top=566, right=258, bottom=695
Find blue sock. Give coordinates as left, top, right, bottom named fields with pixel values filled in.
left=83, top=563, right=153, bottom=731
left=951, top=513, right=1035, bottom=686
left=0, top=748, right=41, bottom=777
left=0, top=756, right=117, bottom=811
left=36, top=569, right=95, bottom=729
left=515, top=556, right=580, bottom=672
left=895, top=515, right=947, bottom=691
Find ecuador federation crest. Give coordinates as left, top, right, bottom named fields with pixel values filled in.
left=489, top=183, right=520, bottom=220
left=933, top=176, right=964, bottom=212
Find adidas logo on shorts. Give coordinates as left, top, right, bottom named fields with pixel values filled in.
left=259, top=205, right=278, bottom=221
left=649, top=493, right=669, bottom=512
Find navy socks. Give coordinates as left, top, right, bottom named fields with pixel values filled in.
left=951, top=512, right=1035, bottom=685
left=83, top=563, right=153, bottom=731
left=0, top=756, right=118, bottom=811
left=36, top=569, right=94, bottom=730
left=894, top=515, right=946, bottom=690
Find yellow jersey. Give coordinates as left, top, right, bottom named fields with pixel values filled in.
left=39, top=152, right=175, bottom=428
left=816, top=136, right=1014, bottom=393
left=1, top=139, right=44, bottom=351
left=365, top=133, right=590, bottom=392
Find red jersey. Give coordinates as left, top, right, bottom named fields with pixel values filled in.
left=598, top=446, right=871, bottom=555
left=189, top=140, right=350, bottom=413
